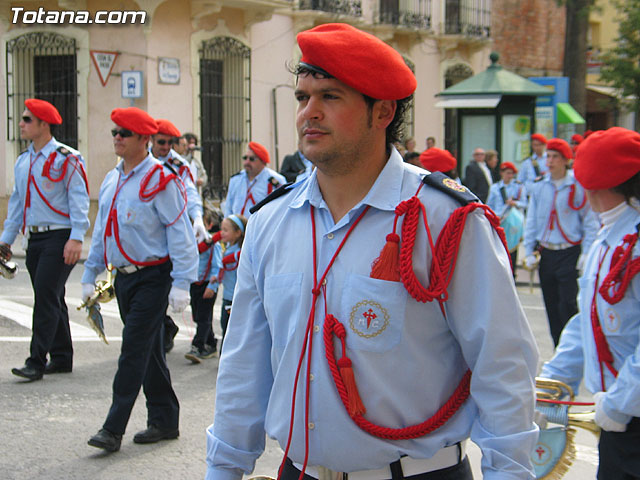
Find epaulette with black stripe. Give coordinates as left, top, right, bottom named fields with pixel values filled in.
left=421, top=171, right=478, bottom=206
left=56, top=145, right=75, bottom=157
left=162, top=161, right=179, bottom=176
left=268, top=176, right=281, bottom=189
left=249, top=182, right=294, bottom=214
left=230, top=171, right=242, bottom=178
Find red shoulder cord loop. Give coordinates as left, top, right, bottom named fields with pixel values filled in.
left=42, top=151, right=89, bottom=194
left=217, top=250, right=241, bottom=282
left=545, top=189, right=582, bottom=246
left=599, top=232, right=640, bottom=304
left=139, top=163, right=188, bottom=227
left=568, top=184, right=587, bottom=211
left=178, top=164, right=194, bottom=183
left=324, top=314, right=471, bottom=439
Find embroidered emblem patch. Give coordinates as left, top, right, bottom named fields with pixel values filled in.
left=532, top=442, right=552, bottom=466
left=41, top=178, right=55, bottom=192
left=442, top=178, right=466, bottom=193
left=349, top=300, right=389, bottom=338
left=604, top=308, right=620, bottom=333
left=124, top=209, right=136, bottom=223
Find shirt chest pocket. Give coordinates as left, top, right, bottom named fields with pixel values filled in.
left=264, top=272, right=304, bottom=348
left=117, top=198, right=155, bottom=228
left=338, top=273, right=408, bottom=352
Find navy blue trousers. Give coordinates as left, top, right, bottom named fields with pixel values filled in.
left=103, top=262, right=179, bottom=435
left=189, top=282, right=217, bottom=350
left=25, top=229, right=74, bottom=371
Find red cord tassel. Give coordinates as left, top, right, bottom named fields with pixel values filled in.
left=370, top=233, right=400, bottom=281
left=337, top=356, right=366, bottom=416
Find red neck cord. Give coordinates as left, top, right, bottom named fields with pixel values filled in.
left=544, top=189, right=581, bottom=246
left=278, top=205, right=370, bottom=480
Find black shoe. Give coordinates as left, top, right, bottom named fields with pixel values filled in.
left=11, top=365, right=43, bottom=381
left=44, top=362, right=72, bottom=374
left=88, top=429, right=122, bottom=452
left=133, top=425, right=179, bottom=444
left=164, top=322, right=179, bottom=353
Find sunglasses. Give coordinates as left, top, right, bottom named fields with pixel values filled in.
left=242, top=155, right=258, bottom=162
left=111, top=128, right=134, bottom=138
left=155, top=138, right=176, bottom=146
left=22, top=115, right=34, bottom=123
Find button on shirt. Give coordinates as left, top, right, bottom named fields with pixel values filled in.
left=224, top=167, right=286, bottom=217
left=523, top=170, right=599, bottom=257
left=487, top=180, right=527, bottom=217
left=82, top=155, right=198, bottom=291
left=206, top=149, right=539, bottom=479
left=1, top=137, right=90, bottom=244
left=156, top=149, right=203, bottom=221
left=517, top=153, right=548, bottom=194
left=541, top=205, right=640, bottom=425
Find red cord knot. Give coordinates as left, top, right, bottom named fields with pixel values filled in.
left=394, top=197, right=416, bottom=216
left=311, top=287, right=321, bottom=296
left=337, top=356, right=352, bottom=368
left=333, top=321, right=346, bottom=339
left=386, top=233, right=400, bottom=243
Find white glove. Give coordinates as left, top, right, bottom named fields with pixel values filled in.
left=169, top=286, right=190, bottom=313
left=577, top=253, right=586, bottom=274
left=594, top=392, right=627, bottom=432
left=534, top=410, right=548, bottom=430
left=524, top=254, right=538, bottom=269
left=82, top=283, right=95, bottom=303
left=192, top=216, right=210, bottom=243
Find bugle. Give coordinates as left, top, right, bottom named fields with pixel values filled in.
left=0, top=244, right=17, bottom=279
left=77, top=266, right=115, bottom=344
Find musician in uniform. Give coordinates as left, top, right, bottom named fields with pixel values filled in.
left=151, top=118, right=209, bottom=352
left=206, top=23, right=539, bottom=480
left=539, top=127, right=640, bottom=478
left=523, top=138, right=599, bottom=346
left=82, top=107, right=197, bottom=452
left=518, top=133, right=549, bottom=195
left=224, top=141, right=286, bottom=218
left=1, top=99, right=89, bottom=381
left=418, top=147, right=459, bottom=182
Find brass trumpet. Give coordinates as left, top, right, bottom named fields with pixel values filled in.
left=0, top=244, right=17, bottom=279
left=77, top=266, right=115, bottom=344
left=535, top=377, right=600, bottom=436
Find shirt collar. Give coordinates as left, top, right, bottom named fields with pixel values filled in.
left=116, top=153, right=155, bottom=176
left=289, top=147, right=405, bottom=215
left=602, top=205, right=640, bottom=248
left=29, top=137, right=58, bottom=158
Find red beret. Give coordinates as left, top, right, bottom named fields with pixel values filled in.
left=297, top=23, right=416, bottom=100
left=419, top=148, right=456, bottom=173
left=155, top=119, right=181, bottom=137
left=571, top=134, right=584, bottom=144
left=574, top=127, right=640, bottom=190
left=111, top=107, right=158, bottom=136
left=500, top=161, right=518, bottom=173
left=248, top=141, right=270, bottom=164
left=25, top=99, right=62, bottom=125
left=531, top=133, right=547, bottom=145
left=546, top=138, right=573, bottom=160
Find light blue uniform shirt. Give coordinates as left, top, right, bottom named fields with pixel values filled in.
left=523, top=170, right=599, bottom=257
left=487, top=180, right=527, bottom=217
left=517, top=153, right=548, bottom=194
left=224, top=167, right=286, bottom=218
left=196, top=241, right=218, bottom=291
left=541, top=205, right=640, bottom=425
left=1, top=137, right=90, bottom=244
left=82, top=155, right=198, bottom=291
left=156, top=148, right=203, bottom=221
left=211, top=242, right=240, bottom=301
left=206, top=149, right=539, bottom=479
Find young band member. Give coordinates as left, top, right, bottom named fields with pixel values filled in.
left=1, top=99, right=89, bottom=381
left=206, top=23, right=538, bottom=480
left=539, top=127, right=640, bottom=478
left=83, top=107, right=197, bottom=452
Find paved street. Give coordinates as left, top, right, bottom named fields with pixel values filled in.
left=0, top=242, right=598, bottom=479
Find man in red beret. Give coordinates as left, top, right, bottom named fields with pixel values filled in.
left=207, top=23, right=538, bottom=480
left=517, top=133, right=549, bottom=195
left=81, top=107, right=198, bottom=452
left=419, top=147, right=459, bottom=181
left=151, top=118, right=210, bottom=353
left=487, top=162, right=527, bottom=272
left=223, top=141, right=285, bottom=217
left=1, top=99, right=89, bottom=381
left=523, top=138, right=599, bottom=346
left=538, top=127, right=640, bottom=478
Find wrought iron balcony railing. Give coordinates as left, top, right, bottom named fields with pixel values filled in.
left=444, top=0, right=491, bottom=38
left=298, top=0, right=363, bottom=16
left=378, top=0, right=432, bottom=30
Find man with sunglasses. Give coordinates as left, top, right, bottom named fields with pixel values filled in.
left=224, top=141, right=285, bottom=217
left=82, top=107, right=197, bottom=452
left=1, top=98, right=89, bottom=381
left=151, top=118, right=209, bottom=353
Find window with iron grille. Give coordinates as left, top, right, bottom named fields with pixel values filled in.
left=5, top=32, right=78, bottom=151
left=445, top=0, right=491, bottom=37
left=199, top=37, right=251, bottom=198
left=298, top=0, right=363, bottom=16
left=379, top=0, right=432, bottom=30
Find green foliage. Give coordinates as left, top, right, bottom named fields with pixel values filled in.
left=599, top=0, right=640, bottom=117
